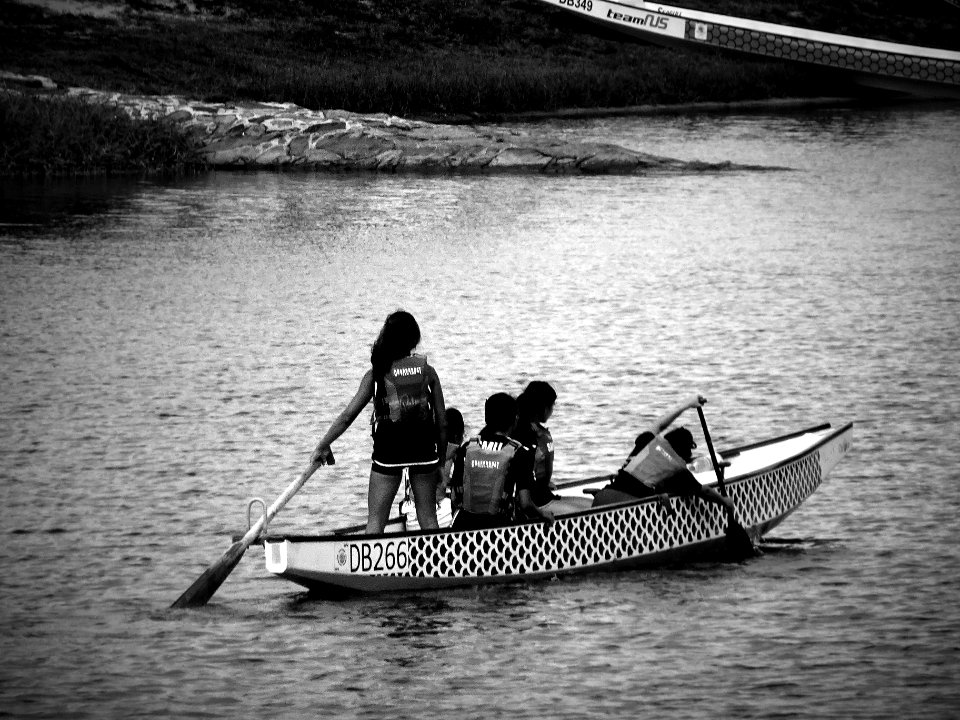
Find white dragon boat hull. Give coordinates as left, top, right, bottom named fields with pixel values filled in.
left=533, top=0, right=960, bottom=99
left=261, top=422, right=853, bottom=596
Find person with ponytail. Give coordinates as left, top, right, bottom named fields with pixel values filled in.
left=311, top=311, right=446, bottom=533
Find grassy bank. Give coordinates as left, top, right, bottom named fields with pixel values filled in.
left=0, top=92, right=197, bottom=175
left=2, top=0, right=958, bottom=175
left=7, top=0, right=959, bottom=117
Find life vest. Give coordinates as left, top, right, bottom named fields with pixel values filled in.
left=461, top=436, right=522, bottom=516
left=373, top=355, right=431, bottom=427
left=533, top=425, right=554, bottom=485
left=619, top=434, right=686, bottom=492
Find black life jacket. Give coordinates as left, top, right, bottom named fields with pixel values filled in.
left=532, top=424, right=553, bottom=486
left=373, top=355, right=431, bottom=429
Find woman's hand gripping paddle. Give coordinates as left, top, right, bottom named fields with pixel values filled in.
left=696, top=407, right=757, bottom=560
left=171, top=452, right=334, bottom=608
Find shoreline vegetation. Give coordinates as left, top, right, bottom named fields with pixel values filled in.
left=2, top=0, right=959, bottom=176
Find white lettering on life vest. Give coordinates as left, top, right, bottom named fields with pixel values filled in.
left=477, top=440, right=505, bottom=452
left=393, top=366, right=422, bottom=377
left=471, top=459, right=501, bottom=469
left=654, top=445, right=675, bottom=462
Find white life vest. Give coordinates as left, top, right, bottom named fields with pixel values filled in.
left=620, top=434, right=686, bottom=491
left=461, top=437, right=521, bottom=516
left=374, top=355, right=431, bottom=425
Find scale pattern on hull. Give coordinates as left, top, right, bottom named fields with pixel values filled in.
left=736, top=452, right=820, bottom=526
left=684, top=22, right=960, bottom=85
left=404, top=450, right=824, bottom=579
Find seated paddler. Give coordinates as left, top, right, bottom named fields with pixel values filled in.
left=450, top=392, right=552, bottom=531
left=592, top=394, right=735, bottom=515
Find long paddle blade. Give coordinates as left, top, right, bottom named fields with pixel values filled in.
left=724, top=521, right=758, bottom=559
left=170, top=540, right=248, bottom=609
left=696, top=406, right=758, bottom=560
left=171, top=458, right=326, bottom=609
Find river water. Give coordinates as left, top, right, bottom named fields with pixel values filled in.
left=1, top=102, right=959, bottom=719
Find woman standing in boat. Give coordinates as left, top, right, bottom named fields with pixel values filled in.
left=311, top=311, right=446, bottom=533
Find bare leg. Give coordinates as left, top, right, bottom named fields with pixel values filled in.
left=367, top=469, right=402, bottom=534
left=410, top=469, right=440, bottom=530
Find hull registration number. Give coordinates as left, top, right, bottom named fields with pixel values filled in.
left=335, top=540, right=410, bottom=573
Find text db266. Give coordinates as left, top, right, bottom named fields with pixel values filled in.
left=338, top=540, right=410, bottom=573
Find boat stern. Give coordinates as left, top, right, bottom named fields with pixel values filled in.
left=264, top=538, right=289, bottom=574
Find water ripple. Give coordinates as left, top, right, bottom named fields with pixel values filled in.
left=2, top=106, right=960, bottom=719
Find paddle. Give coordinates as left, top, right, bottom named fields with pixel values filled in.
left=171, top=453, right=333, bottom=608
left=696, top=407, right=756, bottom=559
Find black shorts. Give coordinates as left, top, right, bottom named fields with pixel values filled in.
left=372, top=419, right=438, bottom=473
left=370, top=460, right=440, bottom=477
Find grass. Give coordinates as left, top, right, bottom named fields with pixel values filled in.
left=0, top=91, right=198, bottom=175
left=7, top=0, right=934, bottom=115
left=2, top=0, right=958, bottom=175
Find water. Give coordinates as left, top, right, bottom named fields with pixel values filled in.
left=1, top=103, right=959, bottom=719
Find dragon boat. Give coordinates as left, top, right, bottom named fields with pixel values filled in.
left=533, top=0, right=960, bottom=99
left=258, top=421, right=853, bottom=596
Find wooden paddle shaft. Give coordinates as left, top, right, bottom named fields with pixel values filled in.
left=696, top=406, right=728, bottom=496
left=171, top=456, right=328, bottom=608
left=242, top=458, right=325, bottom=544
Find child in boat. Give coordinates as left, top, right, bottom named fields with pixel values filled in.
left=437, top=407, right=465, bottom=502
left=401, top=406, right=463, bottom=531
left=311, top=310, right=446, bottom=533
left=592, top=394, right=734, bottom=513
left=450, top=392, right=551, bottom=530
left=513, top=381, right=591, bottom=519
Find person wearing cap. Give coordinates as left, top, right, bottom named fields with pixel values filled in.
left=591, top=394, right=734, bottom=512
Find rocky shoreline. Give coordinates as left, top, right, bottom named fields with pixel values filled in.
left=5, top=73, right=784, bottom=174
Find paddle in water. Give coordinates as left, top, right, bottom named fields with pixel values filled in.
left=696, top=407, right=757, bottom=560
left=171, top=453, right=333, bottom=608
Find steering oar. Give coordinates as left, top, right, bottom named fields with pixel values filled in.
left=696, top=407, right=757, bottom=559
left=171, top=454, right=332, bottom=608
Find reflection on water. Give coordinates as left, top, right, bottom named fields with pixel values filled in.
left=379, top=598, right=452, bottom=638
left=0, top=175, right=151, bottom=230
left=1, top=105, right=960, bottom=719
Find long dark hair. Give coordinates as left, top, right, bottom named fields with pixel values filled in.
left=517, top=381, right=557, bottom=424
left=370, top=310, right=421, bottom=380
left=445, top=407, right=465, bottom=443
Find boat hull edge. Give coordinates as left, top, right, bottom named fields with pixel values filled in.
left=263, top=422, right=853, bottom=595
